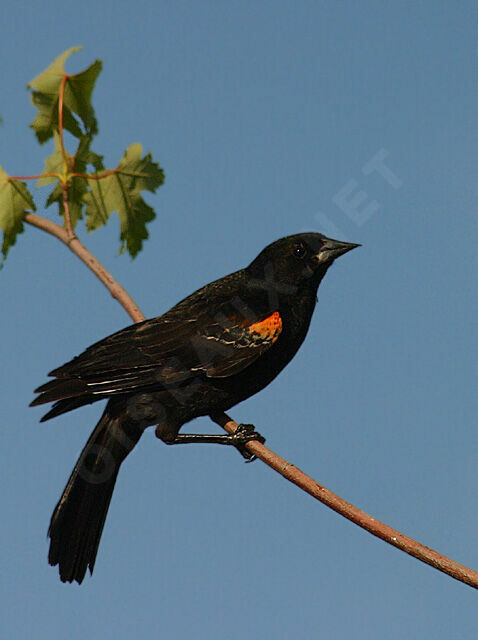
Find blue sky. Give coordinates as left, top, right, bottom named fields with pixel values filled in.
left=1, top=2, right=477, bottom=638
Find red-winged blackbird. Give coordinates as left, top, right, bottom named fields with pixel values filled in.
left=31, top=232, right=359, bottom=583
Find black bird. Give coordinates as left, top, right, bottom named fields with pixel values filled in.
left=31, top=232, right=359, bottom=583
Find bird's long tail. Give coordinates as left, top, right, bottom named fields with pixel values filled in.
left=48, top=399, right=143, bottom=584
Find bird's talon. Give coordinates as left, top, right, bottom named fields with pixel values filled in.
left=232, top=423, right=265, bottom=460
left=233, top=423, right=266, bottom=445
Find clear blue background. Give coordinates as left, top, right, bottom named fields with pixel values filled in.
left=1, top=2, right=476, bottom=638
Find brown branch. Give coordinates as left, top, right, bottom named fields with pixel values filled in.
left=61, top=183, right=74, bottom=239
left=211, top=413, right=478, bottom=590
left=25, top=213, right=144, bottom=322
left=25, top=211, right=478, bottom=591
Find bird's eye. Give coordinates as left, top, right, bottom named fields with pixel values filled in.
left=293, top=243, right=307, bottom=259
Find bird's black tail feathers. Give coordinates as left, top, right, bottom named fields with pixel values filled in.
left=48, top=399, right=143, bottom=584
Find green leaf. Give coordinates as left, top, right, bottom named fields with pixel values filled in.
left=64, top=60, right=102, bottom=137
left=0, top=166, right=36, bottom=261
left=76, top=133, right=105, bottom=173
left=41, top=133, right=105, bottom=228
left=84, top=143, right=165, bottom=258
left=28, top=47, right=102, bottom=143
left=29, top=90, right=83, bottom=143
left=29, top=47, right=82, bottom=94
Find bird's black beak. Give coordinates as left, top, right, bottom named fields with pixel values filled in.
left=315, top=237, right=361, bottom=264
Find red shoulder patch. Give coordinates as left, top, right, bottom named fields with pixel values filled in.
left=248, top=311, right=282, bottom=343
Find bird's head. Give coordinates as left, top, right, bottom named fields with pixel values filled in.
left=246, top=232, right=360, bottom=299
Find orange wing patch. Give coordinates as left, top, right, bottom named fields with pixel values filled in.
left=248, top=311, right=282, bottom=344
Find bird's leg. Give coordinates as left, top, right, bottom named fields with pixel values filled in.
left=156, top=423, right=265, bottom=461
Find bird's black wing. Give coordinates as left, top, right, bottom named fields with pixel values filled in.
left=31, top=295, right=283, bottom=414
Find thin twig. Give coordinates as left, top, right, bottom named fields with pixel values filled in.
left=61, top=183, right=74, bottom=239
left=25, top=211, right=478, bottom=590
left=58, top=73, right=69, bottom=172
left=211, top=413, right=478, bottom=590
left=25, top=213, right=144, bottom=322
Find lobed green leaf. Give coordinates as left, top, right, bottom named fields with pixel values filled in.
left=84, top=144, right=165, bottom=258
left=0, top=166, right=36, bottom=261
left=28, top=46, right=102, bottom=144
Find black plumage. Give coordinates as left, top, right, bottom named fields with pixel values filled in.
left=32, top=232, right=359, bottom=583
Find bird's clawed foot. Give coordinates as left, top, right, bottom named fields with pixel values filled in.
left=232, top=423, right=266, bottom=462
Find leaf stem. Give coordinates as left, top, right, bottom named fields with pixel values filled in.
left=8, top=173, right=61, bottom=182
left=58, top=73, right=69, bottom=176
left=70, top=169, right=118, bottom=180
